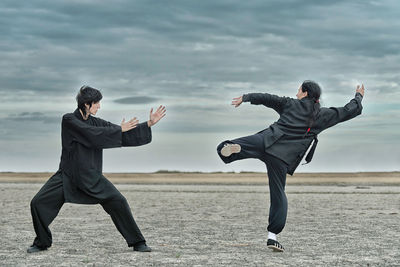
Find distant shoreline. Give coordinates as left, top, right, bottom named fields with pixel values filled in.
left=1, top=171, right=399, bottom=185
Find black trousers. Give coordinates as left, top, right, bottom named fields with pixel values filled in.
left=217, top=132, right=288, bottom=234
left=30, top=173, right=145, bottom=248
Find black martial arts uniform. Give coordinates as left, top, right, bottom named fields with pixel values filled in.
left=30, top=109, right=152, bottom=249
left=217, top=92, right=363, bottom=234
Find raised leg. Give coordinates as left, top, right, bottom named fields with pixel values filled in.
left=217, top=132, right=265, bottom=163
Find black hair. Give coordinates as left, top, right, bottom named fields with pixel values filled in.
left=301, top=80, right=321, bottom=135
left=76, top=85, right=102, bottom=116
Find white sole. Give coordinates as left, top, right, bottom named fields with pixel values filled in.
left=221, top=144, right=241, bottom=157
left=267, top=245, right=284, bottom=252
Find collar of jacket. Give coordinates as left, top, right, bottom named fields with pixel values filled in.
left=73, top=108, right=90, bottom=121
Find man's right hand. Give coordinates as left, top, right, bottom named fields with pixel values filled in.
left=121, top=117, right=139, bottom=132
left=356, top=84, right=365, bottom=97
left=232, top=96, right=243, bottom=107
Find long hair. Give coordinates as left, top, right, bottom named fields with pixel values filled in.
left=301, top=80, right=321, bottom=135
left=76, top=85, right=102, bottom=116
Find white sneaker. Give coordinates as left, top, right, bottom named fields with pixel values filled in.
left=221, top=144, right=241, bottom=157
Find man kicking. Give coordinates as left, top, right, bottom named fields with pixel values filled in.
left=28, top=85, right=166, bottom=253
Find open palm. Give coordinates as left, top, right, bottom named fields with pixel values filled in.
left=148, top=105, right=166, bottom=127
left=232, top=96, right=243, bottom=107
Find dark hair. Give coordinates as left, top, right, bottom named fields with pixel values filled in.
left=301, top=80, right=321, bottom=135
left=76, top=85, right=102, bottom=116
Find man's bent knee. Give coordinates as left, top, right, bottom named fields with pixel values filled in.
left=30, top=195, right=40, bottom=209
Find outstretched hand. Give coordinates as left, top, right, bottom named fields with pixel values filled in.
left=356, top=84, right=365, bottom=97
left=148, top=105, right=166, bottom=127
left=232, top=96, right=243, bottom=108
left=121, top=117, right=139, bottom=132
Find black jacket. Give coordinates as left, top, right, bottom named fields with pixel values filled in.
left=242, top=92, right=363, bottom=175
left=58, top=109, right=152, bottom=204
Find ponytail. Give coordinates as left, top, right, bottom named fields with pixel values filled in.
left=301, top=80, right=321, bottom=137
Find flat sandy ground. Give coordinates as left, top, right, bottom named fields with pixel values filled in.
left=0, top=173, right=399, bottom=266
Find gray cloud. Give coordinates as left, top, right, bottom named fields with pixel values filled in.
left=0, top=0, right=399, bottom=171
left=1, top=0, right=399, bottom=95
left=4, top=112, right=60, bottom=123
left=0, top=112, right=61, bottom=142
left=114, top=96, right=158, bottom=105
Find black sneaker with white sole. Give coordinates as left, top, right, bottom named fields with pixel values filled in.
left=267, top=239, right=284, bottom=252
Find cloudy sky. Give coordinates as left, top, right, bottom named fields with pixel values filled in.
left=1, top=0, right=399, bottom=173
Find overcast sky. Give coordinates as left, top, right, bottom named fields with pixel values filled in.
left=0, top=0, right=399, bottom=173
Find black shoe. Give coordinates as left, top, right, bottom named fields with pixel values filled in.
left=133, top=243, right=152, bottom=252
left=27, top=245, right=47, bottom=253
left=267, top=239, right=284, bottom=252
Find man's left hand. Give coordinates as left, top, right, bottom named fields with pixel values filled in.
left=148, top=105, right=166, bottom=127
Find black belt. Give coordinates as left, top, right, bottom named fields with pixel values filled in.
left=302, top=136, right=318, bottom=165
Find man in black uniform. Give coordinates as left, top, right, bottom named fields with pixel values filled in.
left=28, top=85, right=166, bottom=253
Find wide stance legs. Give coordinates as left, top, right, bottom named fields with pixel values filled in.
left=30, top=172, right=146, bottom=250
left=217, top=132, right=289, bottom=235
left=101, top=196, right=145, bottom=247
left=30, top=173, right=65, bottom=249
